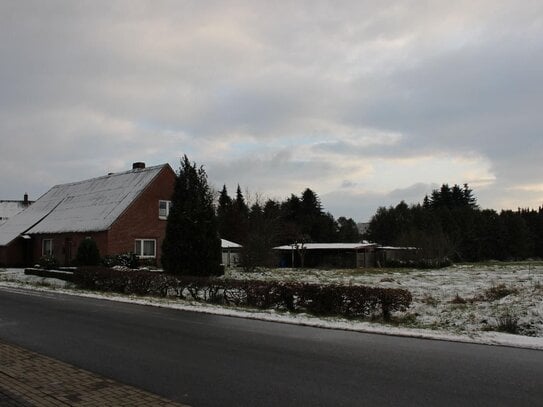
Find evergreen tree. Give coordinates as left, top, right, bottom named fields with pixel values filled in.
left=217, top=185, right=234, bottom=241
left=337, top=217, right=361, bottom=242
left=229, top=185, right=249, bottom=244
left=161, top=155, right=222, bottom=276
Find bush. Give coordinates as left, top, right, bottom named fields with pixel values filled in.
left=101, top=253, right=139, bottom=269
left=76, top=239, right=101, bottom=266
left=38, top=255, right=59, bottom=270
left=484, top=284, right=518, bottom=301
left=450, top=294, right=467, bottom=304
left=73, top=267, right=412, bottom=319
left=496, top=312, right=519, bottom=334
left=385, top=258, right=452, bottom=269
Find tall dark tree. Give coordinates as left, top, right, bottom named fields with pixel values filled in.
left=337, top=217, right=361, bottom=242
left=217, top=185, right=235, bottom=242
left=161, top=155, right=222, bottom=276
left=228, top=185, right=250, bottom=244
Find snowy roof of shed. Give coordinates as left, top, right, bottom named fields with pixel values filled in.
left=221, top=239, right=242, bottom=249
left=273, top=242, right=377, bottom=251
left=0, top=164, right=168, bottom=246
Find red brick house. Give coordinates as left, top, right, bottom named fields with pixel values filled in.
left=0, top=163, right=175, bottom=267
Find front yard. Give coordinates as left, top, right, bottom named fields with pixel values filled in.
left=225, top=263, right=543, bottom=337
left=1, top=263, right=542, bottom=347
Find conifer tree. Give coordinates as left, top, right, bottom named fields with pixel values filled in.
left=217, top=185, right=233, bottom=240
left=161, top=155, right=222, bottom=276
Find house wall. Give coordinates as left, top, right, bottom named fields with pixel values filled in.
left=30, top=232, right=108, bottom=266
left=0, top=239, right=27, bottom=267
left=107, top=166, right=176, bottom=266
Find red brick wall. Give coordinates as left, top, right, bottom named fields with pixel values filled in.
left=0, top=239, right=29, bottom=267
left=107, top=166, right=176, bottom=265
left=31, top=232, right=108, bottom=266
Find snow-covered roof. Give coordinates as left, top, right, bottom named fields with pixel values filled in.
left=377, top=246, right=419, bottom=251
left=0, top=164, right=168, bottom=246
left=273, top=243, right=377, bottom=251
left=0, top=201, right=31, bottom=223
left=221, top=239, right=242, bottom=249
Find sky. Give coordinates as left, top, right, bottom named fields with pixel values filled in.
left=1, top=1, right=542, bottom=221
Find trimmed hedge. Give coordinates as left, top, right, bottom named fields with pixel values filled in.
left=73, top=267, right=412, bottom=319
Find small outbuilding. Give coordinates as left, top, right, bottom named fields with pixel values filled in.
left=221, top=239, right=242, bottom=267
left=273, top=242, right=378, bottom=268
left=273, top=242, right=419, bottom=268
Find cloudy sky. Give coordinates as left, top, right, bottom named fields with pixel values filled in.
left=1, top=1, right=542, bottom=221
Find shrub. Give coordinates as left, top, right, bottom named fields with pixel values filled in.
left=484, top=284, right=518, bottom=301
left=495, top=312, right=519, bottom=334
left=72, top=267, right=412, bottom=319
left=76, top=239, right=101, bottom=266
left=101, top=253, right=139, bottom=269
left=38, top=255, right=59, bottom=270
left=385, top=258, right=452, bottom=269
left=450, top=294, right=467, bottom=304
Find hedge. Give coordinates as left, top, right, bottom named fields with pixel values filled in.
left=73, top=267, right=412, bottom=319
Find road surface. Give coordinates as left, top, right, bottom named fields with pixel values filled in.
left=0, top=286, right=541, bottom=406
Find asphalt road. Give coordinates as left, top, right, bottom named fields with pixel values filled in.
left=0, top=286, right=541, bottom=406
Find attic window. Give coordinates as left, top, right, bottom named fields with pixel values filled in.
left=159, top=200, right=172, bottom=219
left=135, top=239, right=156, bottom=258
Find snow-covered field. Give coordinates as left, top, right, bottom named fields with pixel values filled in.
left=1, top=264, right=542, bottom=350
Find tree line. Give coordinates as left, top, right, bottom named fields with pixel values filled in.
left=366, top=183, right=543, bottom=262
left=161, top=156, right=543, bottom=276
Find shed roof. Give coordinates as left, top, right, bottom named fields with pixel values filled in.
left=221, top=239, right=242, bottom=249
left=0, top=164, right=169, bottom=246
left=273, top=242, right=377, bottom=251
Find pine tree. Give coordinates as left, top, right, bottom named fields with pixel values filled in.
left=161, top=155, right=222, bottom=276
left=217, top=185, right=233, bottom=241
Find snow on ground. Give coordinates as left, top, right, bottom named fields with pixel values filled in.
left=1, top=265, right=542, bottom=350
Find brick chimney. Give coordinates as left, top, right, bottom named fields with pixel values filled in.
left=23, top=193, right=29, bottom=205
left=132, top=162, right=146, bottom=170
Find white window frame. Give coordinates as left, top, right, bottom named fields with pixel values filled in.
left=159, top=200, right=172, bottom=220
left=134, top=239, right=157, bottom=258
left=42, top=239, right=53, bottom=256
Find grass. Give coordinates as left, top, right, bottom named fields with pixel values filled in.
left=450, top=294, right=467, bottom=304
left=495, top=312, right=520, bottom=334
left=484, top=284, right=518, bottom=301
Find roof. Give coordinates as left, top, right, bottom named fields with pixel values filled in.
left=0, top=164, right=169, bottom=246
left=0, top=201, right=31, bottom=224
left=221, top=239, right=242, bottom=249
left=377, top=246, right=418, bottom=251
left=273, top=242, right=377, bottom=251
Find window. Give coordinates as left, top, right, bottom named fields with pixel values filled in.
left=42, top=239, right=53, bottom=256
left=159, top=200, right=172, bottom=219
left=135, top=239, right=156, bottom=258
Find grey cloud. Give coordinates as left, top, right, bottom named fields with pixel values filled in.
left=322, top=182, right=435, bottom=221
left=1, top=1, right=542, bottom=219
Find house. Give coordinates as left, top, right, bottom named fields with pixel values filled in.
left=221, top=238, right=242, bottom=267
left=0, top=162, right=175, bottom=267
left=0, top=194, right=33, bottom=225
left=273, top=242, right=419, bottom=268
